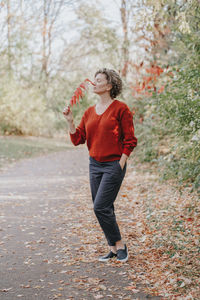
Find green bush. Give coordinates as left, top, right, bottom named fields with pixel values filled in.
left=131, top=0, right=200, bottom=192
left=0, top=76, right=56, bottom=136
left=151, top=3, right=199, bottom=192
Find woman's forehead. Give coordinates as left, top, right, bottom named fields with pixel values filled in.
left=95, top=73, right=107, bottom=80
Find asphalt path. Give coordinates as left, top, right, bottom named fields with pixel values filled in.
left=0, top=148, right=160, bottom=300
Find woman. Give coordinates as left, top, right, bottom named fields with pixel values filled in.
left=63, top=68, right=137, bottom=263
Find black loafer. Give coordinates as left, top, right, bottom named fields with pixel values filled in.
left=117, top=244, right=128, bottom=262
left=98, top=251, right=117, bottom=262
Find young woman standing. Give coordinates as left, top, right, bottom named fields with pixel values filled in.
left=63, top=68, right=137, bottom=262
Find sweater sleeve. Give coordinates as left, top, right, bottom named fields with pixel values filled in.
left=120, top=106, right=137, bottom=156
left=70, top=114, right=86, bottom=146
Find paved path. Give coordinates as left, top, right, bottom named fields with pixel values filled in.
left=0, top=148, right=160, bottom=300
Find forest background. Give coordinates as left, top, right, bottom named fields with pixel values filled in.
left=0, top=0, right=199, bottom=192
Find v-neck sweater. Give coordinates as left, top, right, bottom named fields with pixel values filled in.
left=70, top=99, right=137, bottom=162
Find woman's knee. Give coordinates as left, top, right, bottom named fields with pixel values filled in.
left=93, top=204, right=101, bottom=215
left=93, top=204, right=113, bottom=218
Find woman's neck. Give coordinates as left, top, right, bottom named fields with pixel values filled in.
left=98, top=94, right=113, bottom=105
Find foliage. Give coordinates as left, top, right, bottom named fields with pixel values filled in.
left=129, top=0, right=200, bottom=192
left=0, top=0, right=199, bottom=192
left=74, top=2, right=121, bottom=69
left=154, top=0, right=200, bottom=192
left=0, top=1, right=121, bottom=135
left=0, top=75, right=56, bottom=136
left=155, top=66, right=200, bottom=191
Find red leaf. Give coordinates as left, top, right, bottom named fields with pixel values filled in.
left=85, top=78, right=95, bottom=86
left=70, top=95, right=76, bottom=106
left=158, top=85, right=165, bottom=93
left=74, top=90, right=80, bottom=104
left=79, top=83, right=86, bottom=90
left=186, top=218, right=194, bottom=222
left=77, top=87, right=83, bottom=97
left=68, top=78, right=95, bottom=107
left=75, top=87, right=83, bottom=104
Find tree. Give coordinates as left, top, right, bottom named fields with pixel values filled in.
left=132, top=0, right=200, bottom=190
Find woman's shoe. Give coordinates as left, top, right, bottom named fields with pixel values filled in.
left=117, top=244, right=128, bottom=262
left=98, top=251, right=117, bottom=262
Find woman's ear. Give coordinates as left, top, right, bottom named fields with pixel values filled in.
left=107, top=83, right=112, bottom=91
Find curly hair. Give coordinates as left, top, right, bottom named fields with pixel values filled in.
left=95, top=68, right=122, bottom=99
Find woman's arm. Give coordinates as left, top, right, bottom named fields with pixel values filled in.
left=119, top=106, right=137, bottom=167
left=63, top=106, right=86, bottom=145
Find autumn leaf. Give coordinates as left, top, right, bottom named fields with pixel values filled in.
left=93, top=295, right=104, bottom=299
left=158, top=85, right=165, bottom=93
left=0, top=287, right=13, bottom=292
left=69, top=78, right=95, bottom=107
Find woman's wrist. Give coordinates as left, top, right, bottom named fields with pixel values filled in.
left=68, top=119, right=74, bottom=125
left=68, top=120, right=76, bottom=134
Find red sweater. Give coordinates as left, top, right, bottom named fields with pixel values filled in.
left=70, top=99, right=137, bottom=162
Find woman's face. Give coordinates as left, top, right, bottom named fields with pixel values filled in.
left=93, top=73, right=112, bottom=95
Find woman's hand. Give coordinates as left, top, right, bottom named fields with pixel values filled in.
left=119, top=153, right=128, bottom=170
left=63, top=105, right=76, bottom=134
left=63, top=105, right=73, bottom=123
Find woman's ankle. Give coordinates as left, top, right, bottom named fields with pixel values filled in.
left=115, top=240, right=125, bottom=250
left=110, top=246, right=117, bottom=254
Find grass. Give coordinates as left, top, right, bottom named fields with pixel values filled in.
left=0, top=135, right=72, bottom=169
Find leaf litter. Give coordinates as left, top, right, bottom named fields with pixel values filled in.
left=0, top=152, right=199, bottom=299
left=61, top=163, right=199, bottom=299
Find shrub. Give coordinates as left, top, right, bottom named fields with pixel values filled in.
left=0, top=76, right=56, bottom=136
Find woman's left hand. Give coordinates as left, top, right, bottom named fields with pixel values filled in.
left=119, top=153, right=128, bottom=170
left=119, top=161, right=125, bottom=170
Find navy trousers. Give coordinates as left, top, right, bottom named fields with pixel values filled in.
left=89, top=156, right=126, bottom=246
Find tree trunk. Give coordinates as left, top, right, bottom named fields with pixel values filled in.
left=6, top=0, right=11, bottom=74
left=120, top=0, right=129, bottom=78
left=42, top=0, right=48, bottom=77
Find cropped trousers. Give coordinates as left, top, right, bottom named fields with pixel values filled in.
left=89, top=156, right=126, bottom=246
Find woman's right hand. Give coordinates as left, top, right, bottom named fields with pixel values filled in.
left=63, top=105, right=73, bottom=123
